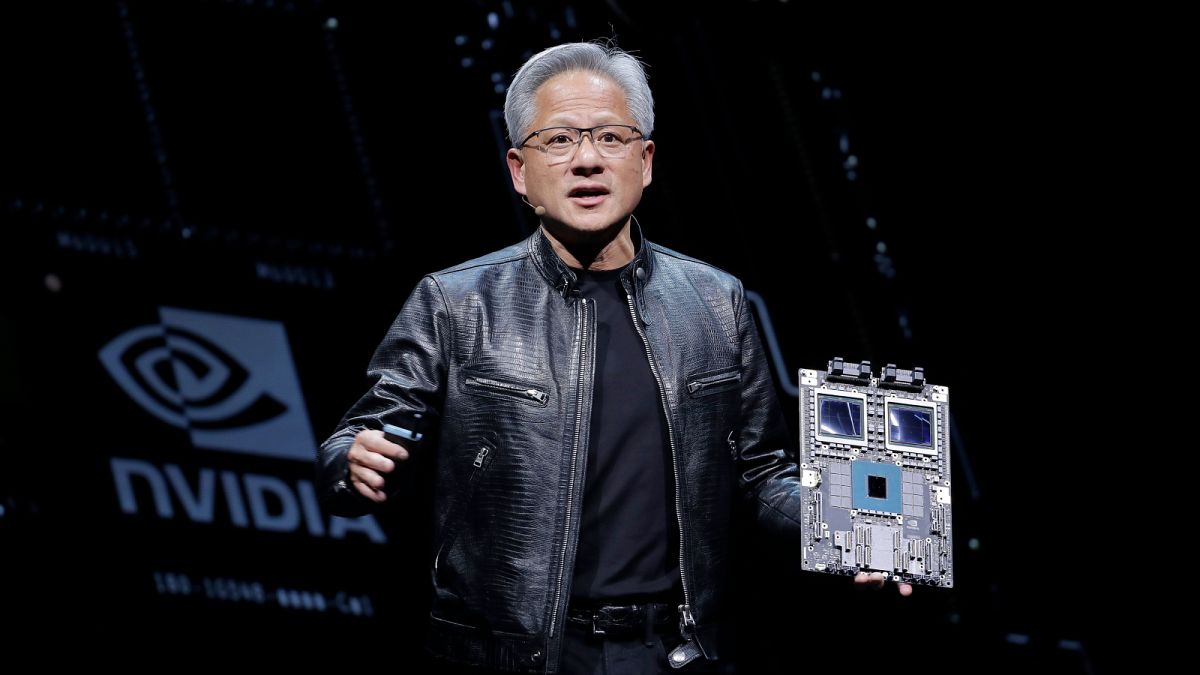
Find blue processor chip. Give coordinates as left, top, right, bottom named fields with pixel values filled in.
left=851, top=460, right=903, bottom=514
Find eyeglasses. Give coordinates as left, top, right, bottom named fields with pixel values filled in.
left=519, top=124, right=644, bottom=164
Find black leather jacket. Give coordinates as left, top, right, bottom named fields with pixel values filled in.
left=317, top=221, right=802, bottom=673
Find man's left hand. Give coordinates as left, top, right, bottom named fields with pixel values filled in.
left=854, top=571, right=913, bottom=597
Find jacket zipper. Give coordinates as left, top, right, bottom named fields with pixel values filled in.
left=463, top=375, right=549, bottom=405
left=624, top=291, right=695, bottom=637
left=432, top=445, right=495, bottom=576
left=687, top=372, right=740, bottom=395
left=549, top=297, right=592, bottom=638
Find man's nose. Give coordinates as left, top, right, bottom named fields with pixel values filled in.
left=570, top=135, right=604, bottom=173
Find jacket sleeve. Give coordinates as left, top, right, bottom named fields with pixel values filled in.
left=732, top=281, right=806, bottom=540
left=316, top=275, right=452, bottom=517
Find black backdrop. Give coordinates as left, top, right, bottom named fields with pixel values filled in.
left=1, top=1, right=1114, bottom=671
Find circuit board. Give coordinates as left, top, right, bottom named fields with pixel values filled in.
left=798, top=358, right=953, bottom=588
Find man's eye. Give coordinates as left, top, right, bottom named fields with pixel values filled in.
left=547, top=134, right=574, bottom=145
left=597, top=132, right=620, bottom=143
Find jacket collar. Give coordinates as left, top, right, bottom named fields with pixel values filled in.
left=528, top=216, right=656, bottom=302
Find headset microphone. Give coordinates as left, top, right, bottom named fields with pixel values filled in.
left=521, top=195, right=547, bottom=216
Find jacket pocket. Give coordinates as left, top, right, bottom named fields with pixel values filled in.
left=428, top=612, right=534, bottom=640
left=462, top=373, right=550, bottom=407
left=432, top=443, right=498, bottom=582
left=686, top=365, right=741, bottom=397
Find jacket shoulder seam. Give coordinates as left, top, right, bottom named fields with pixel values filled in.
left=649, top=242, right=738, bottom=279
left=431, top=251, right=529, bottom=277
left=423, top=274, right=457, bottom=366
left=649, top=242, right=745, bottom=321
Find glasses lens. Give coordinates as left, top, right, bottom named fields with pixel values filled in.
left=592, top=126, right=637, bottom=156
left=535, top=126, right=639, bottom=161
left=540, top=128, right=581, bottom=155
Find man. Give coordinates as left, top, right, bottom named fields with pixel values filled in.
left=317, top=40, right=909, bottom=674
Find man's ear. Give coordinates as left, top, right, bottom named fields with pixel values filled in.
left=506, top=148, right=527, bottom=195
left=641, top=140, right=655, bottom=188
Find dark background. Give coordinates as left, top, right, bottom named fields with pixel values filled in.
left=0, top=1, right=1118, bottom=671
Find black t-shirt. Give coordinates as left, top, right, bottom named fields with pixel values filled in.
left=568, top=264, right=682, bottom=604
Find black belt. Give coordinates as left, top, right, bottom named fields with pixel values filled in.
left=566, top=602, right=677, bottom=642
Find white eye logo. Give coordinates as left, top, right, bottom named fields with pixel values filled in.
left=99, top=307, right=316, bottom=462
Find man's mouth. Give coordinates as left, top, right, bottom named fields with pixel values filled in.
left=569, top=186, right=609, bottom=206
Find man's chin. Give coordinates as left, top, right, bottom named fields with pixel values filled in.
left=545, top=216, right=627, bottom=242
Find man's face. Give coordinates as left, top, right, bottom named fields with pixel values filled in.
left=506, top=70, right=655, bottom=241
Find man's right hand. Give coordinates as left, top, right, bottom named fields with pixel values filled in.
left=347, top=428, right=411, bottom=503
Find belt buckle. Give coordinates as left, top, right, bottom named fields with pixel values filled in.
left=591, top=611, right=606, bottom=636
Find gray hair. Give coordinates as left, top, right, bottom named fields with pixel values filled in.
left=504, top=40, right=654, bottom=147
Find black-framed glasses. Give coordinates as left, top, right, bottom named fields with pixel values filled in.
left=519, top=124, right=644, bottom=163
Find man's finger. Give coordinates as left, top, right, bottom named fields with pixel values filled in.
left=362, top=429, right=410, bottom=460
left=853, top=572, right=915, bottom=596
left=854, top=572, right=885, bottom=588
left=351, top=445, right=397, bottom=474
left=350, top=477, right=387, bottom=503
left=349, top=463, right=387, bottom=492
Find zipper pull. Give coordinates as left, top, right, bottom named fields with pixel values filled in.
left=666, top=639, right=703, bottom=669
left=667, top=604, right=702, bottom=668
left=678, top=604, right=696, bottom=636
left=472, top=447, right=489, bottom=468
